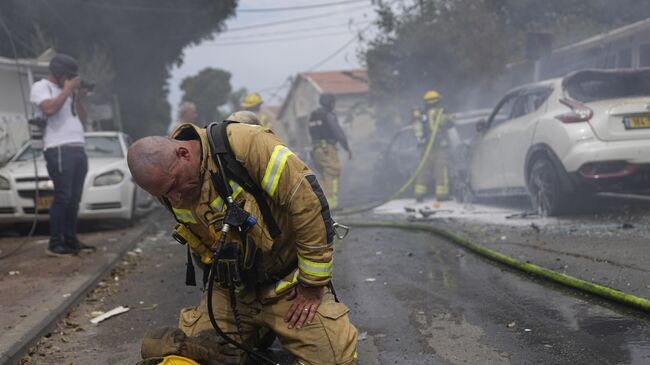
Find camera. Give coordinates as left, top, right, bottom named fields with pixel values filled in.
left=27, top=116, right=47, bottom=140
left=80, top=79, right=95, bottom=92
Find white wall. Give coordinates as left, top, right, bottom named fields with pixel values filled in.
left=0, top=68, right=34, bottom=164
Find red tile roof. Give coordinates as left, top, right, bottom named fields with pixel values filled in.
left=301, top=69, right=368, bottom=95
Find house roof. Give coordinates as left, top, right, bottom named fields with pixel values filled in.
left=301, top=69, right=369, bottom=95
left=277, top=68, right=369, bottom=119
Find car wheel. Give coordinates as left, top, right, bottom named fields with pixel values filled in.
left=528, top=158, right=565, bottom=216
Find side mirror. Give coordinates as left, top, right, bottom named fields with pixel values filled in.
left=475, top=119, right=487, bottom=133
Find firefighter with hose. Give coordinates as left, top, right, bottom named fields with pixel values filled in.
left=413, top=90, right=450, bottom=203
left=128, top=118, right=357, bottom=364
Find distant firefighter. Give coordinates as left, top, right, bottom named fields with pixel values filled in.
left=240, top=92, right=272, bottom=128
left=413, top=89, right=450, bottom=202
left=308, top=93, right=352, bottom=210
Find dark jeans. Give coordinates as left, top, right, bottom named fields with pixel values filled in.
left=44, top=146, right=88, bottom=247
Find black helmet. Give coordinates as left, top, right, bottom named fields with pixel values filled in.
left=49, top=54, right=79, bottom=78
left=319, top=93, right=336, bottom=108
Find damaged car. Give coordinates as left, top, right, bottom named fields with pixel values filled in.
left=464, top=68, right=650, bottom=215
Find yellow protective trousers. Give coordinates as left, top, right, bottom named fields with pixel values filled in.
left=179, top=287, right=358, bottom=365
left=414, top=144, right=449, bottom=200
left=311, top=143, right=341, bottom=210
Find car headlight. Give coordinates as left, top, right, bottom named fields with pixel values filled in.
left=0, top=175, right=9, bottom=190
left=94, top=170, right=124, bottom=186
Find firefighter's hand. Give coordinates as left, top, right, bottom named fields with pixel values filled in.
left=285, top=284, right=324, bottom=329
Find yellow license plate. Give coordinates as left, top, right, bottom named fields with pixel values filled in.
left=36, top=196, right=53, bottom=210
left=625, top=115, right=650, bottom=129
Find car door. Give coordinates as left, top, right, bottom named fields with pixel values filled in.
left=499, top=88, right=552, bottom=189
left=469, top=95, right=518, bottom=192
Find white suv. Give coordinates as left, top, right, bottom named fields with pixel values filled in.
left=466, top=68, right=650, bottom=215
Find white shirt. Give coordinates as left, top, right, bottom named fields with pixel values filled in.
left=30, top=78, right=85, bottom=150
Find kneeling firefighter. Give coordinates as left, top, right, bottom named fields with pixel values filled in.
left=127, top=118, right=358, bottom=364
left=413, top=90, right=450, bottom=202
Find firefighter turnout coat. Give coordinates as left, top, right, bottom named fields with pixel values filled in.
left=169, top=123, right=357, bottom=365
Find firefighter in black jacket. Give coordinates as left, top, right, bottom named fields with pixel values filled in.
left=308, top=93, right=351, bottom=210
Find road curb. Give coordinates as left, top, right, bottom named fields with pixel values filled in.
left=1, top=221, right=155, bottom=365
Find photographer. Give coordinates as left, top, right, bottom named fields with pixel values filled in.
left=29, top=53, right=95, bottom=256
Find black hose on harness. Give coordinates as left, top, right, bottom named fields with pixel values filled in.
left=206, top=245, right=279, bottom=365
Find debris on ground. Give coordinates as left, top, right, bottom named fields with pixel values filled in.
left=358, top=331, right=368, bottom=341
left=8, top=270, right=20, bottom=275
left=404, top=207, right=416, bottom=213
left=90, top=306, right=130, bottom=324
left=530, top=223, right=541, bottom=233
left=505, top=211, right=540, bottom=220
left=364, top=278, right=376, bottom=282
left=507, top=321, right=516, bottom=328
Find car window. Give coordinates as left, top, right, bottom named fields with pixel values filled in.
left=489, top=96, right=517, bottom=128
left=13, top=146, right=42, bottom=162
left=525, top=89, right=552, bottom=114
left=566, top=71, right=650, bottom=103
left=85, top=136, right=123, bottom=158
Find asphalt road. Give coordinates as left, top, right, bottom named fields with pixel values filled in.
left=25, top=214, right=650, bottom=364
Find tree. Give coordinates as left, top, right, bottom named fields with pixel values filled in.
left=0, top=0, right=237, bottom=138
left=180, top=68, right=233, bottom=123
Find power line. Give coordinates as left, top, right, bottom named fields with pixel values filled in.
left=136, top=4, right=372, bottom=41
left=307, top=24, right=372, bottom=71
left=238, top=0, right=368, bottom=13
left=203, top=30, right=356, bottom=47
left=211, top=20, right=372, bottom=42
left=225, top=4, right=371, bottom=33
left=54, top=0, right=369, bottom=14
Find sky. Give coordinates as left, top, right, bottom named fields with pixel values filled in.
left=167, top=0, right=380, bottom=118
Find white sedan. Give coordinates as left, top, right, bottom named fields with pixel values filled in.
left=0, top=131, right=153, bottom=224
left=466, top=68, right=650, bottom=215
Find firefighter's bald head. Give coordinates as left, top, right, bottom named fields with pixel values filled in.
left=127, top=136, right=202, bottom=205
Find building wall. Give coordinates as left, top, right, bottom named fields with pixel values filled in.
left=279, top=79, right=375, bottom=152
left=278, top=78, right=321, bottom=151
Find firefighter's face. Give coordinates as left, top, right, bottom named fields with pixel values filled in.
left=154, top=146, right=201, bottom=205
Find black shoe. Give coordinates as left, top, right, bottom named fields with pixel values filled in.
left=45, top=245, right=78, bottom=257
left=67, top=240, right=96, bottom=252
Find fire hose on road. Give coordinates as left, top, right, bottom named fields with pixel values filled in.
left=340, top=220, right=650, bottom=313
left=337, top=110, right=442, bottom=216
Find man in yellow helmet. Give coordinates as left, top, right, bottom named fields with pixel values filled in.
left=240, top=92, right=273, bottom=128
left=413, top=90, right=450, bottom=203
left=127, top=121, right=358, bottom=365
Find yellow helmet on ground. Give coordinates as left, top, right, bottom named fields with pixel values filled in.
left=423, top=90, right=441, bottom=104
left=240, top=92, right=263, bottom=109
left=156, top=355, right=200, bottom=365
